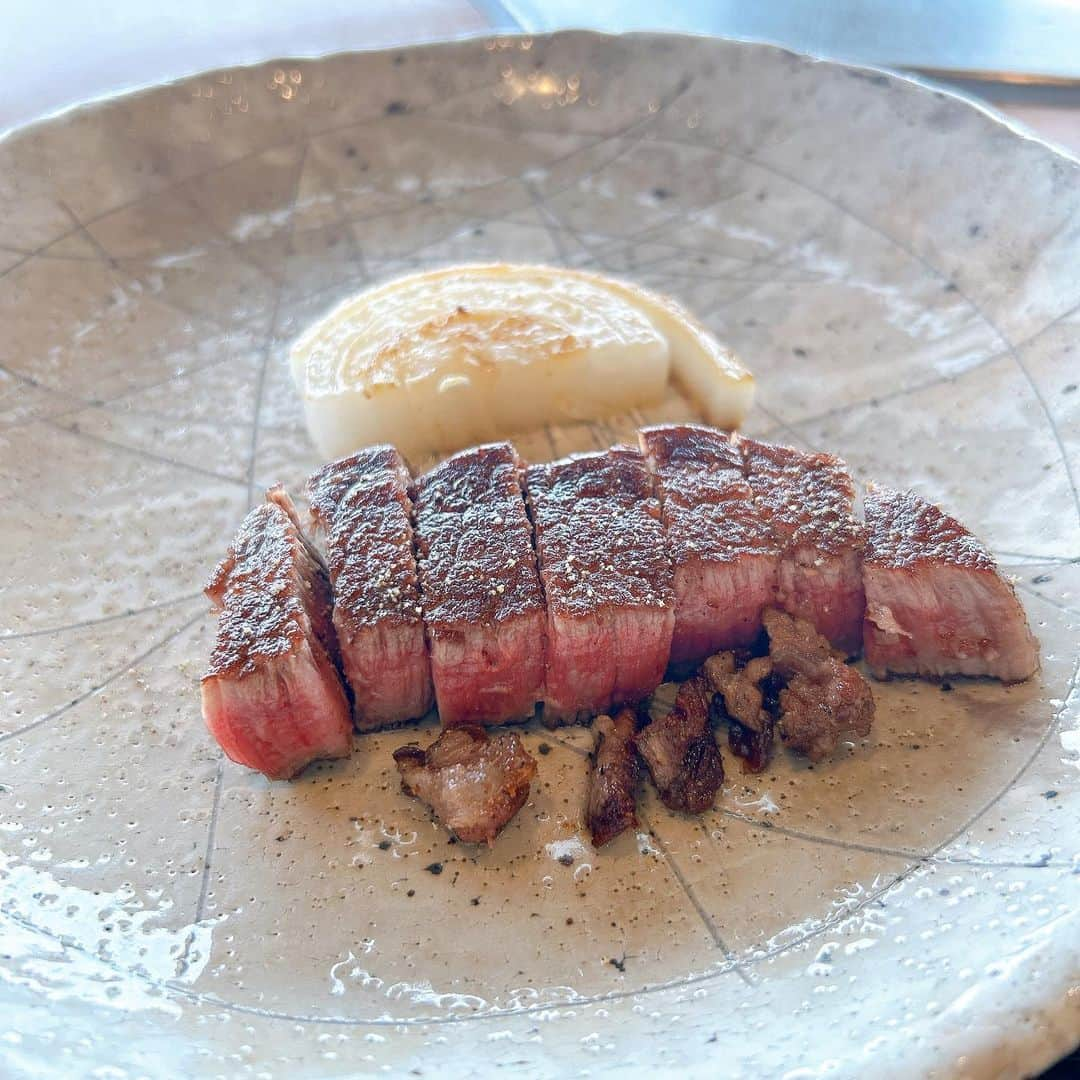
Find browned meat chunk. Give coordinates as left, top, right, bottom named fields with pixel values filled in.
left=586, top=709, right=640, bottom=847
left=862, top=485, right=1039, bottom=682
left=201, top=487, right=352, bottom=780
left=526, top=448, right=674, bottom=724
left=763, top=608, right=874, bottom=762
left=635, top=676, right=724, bottom=813
left=703, top=652, right=776, bottom=773
left=393, top=726, right=538, bottom=845
left=639, top=424, right=780, bottom=665
left=306, top=447, right=434, bottom=730
left=413, top=443, right=546, bottom=726
left=741, top=437, right=866, bottom=655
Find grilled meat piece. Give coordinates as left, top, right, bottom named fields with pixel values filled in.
left=586, top=709, right=640, bottom=847
left=306, top=447, right=434, bottom=730
left=763, top=608, right=874, bottom=762
left=639, top=424, right=780, bottom=665
left=526, top=448, right=674, bottom=723
left=413, top=443, right=546, bottom=726
left=703, top=652, right=776, bottom=773
left=862, top=485, right=1039, bottom=682
left=741, top=437, right=866, bottom=655
left=201, top=487, right=352, bottom=780
left=393, top=726, right=537, bottom=845
left=635, top=676, right=724, bottom=813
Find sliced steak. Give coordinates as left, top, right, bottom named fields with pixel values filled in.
left=763, top=608, right=874, bottom=762
left=586, top=709, right=640, bottom=847
left=413, top=443, right=546, bottom=725
left=639, top=424, right=780, bottom=665
left=201, top=487, right=352, bottom=780
left=306, top=447, right=433, bottom=730
left=862, top=485, right=1039, bottom=682
left=635, top=676, right=724, bottom=813
left=393, top=726, right=537, bottom=845
left=703, top=652, right=776, bottom=773
left=526, top=448, right=674, bottom=723
left=741, top=437, right=866, bottom=656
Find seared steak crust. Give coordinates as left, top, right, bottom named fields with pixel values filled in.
left=640, top=424, right=779, bottom=665
left=413, top=443, right=546, bottom=725
left=586, top=709, right=640, bottom=847
left=306, top=447, right=433, bottom=729
left=636, top=676, right=724, bottom=813
left=862, top=485, right=1039, bottom=682
left=741, top=438, right=866, bottom=655
left=201, top=487, right=352, bottom=780
left=763, top=608, right=874, bottom=762
left=703, top=652, right=776, bottom=773
left=526, top=448, right=674, bottom=722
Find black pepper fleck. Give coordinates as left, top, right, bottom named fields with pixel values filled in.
left=424, top=862, right=443, bottom=875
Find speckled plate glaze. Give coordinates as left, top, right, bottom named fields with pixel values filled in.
left=1, top=31, right=1078, bottom=1079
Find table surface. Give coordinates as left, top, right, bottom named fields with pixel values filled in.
left=4, top=2, right=1078, bottom=1074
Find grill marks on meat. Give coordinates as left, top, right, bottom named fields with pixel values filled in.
left=306, top=447, right=433, bottom=730
left=763, top=608, right=874, bottom=762
left=862, top=486, right=1039, bottom=682
left=639, top=424, right=780, bottom=665
left=413, top=443, right=546, bottom=726
left=586, top=709, right=640, bottom=847
left=393, top=726, right=537, bottom=844
left=741, top=438, right=866, bottom=655
left=636, top=677, right=724, bottom=813
left=526, top=448, right=674, bottom=723
left=201, top=488, right=352, bottom=780
left=703, top=652, right=775, bottom=773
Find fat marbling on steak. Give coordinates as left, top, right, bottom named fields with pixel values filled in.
left=413, top=442, right=546, bottom=725
left=639, top=424, right=780, bottom=665
left=861, top=485, right=1039, bottom=682
left=393, top=726, right=538, bottom=845
left=307, top=447, right=434, bottom=730
left=525, top=447, right=674, bottom=723
left=741, top=437, right=866, bottom=656
left=201, top=487, right=352, bottom=780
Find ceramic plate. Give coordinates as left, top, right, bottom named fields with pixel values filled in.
left=1, top=31, right=1078, bottom=1079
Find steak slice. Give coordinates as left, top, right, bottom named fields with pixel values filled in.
left=413, top=443, right=546, bottom=726
left=862, top=485, right=1040, bottom=682
left=741, top=437, right=866, bottom=656
left=586, top=709, right=640, bottom=847
left=763, top=608, right=874, bottom=762
left=201, top=487, right=352, bottom=780
left=393, top=726, right=537, bottom=845
left=526, top=448, right=674, bottom=723
left=639, top=424, right=780, bottom=666
left=703, top=652, right=776, bottom=773
left=306, top=447, right=434, bottom=730
left=635, top=676, right=724, bottom=813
